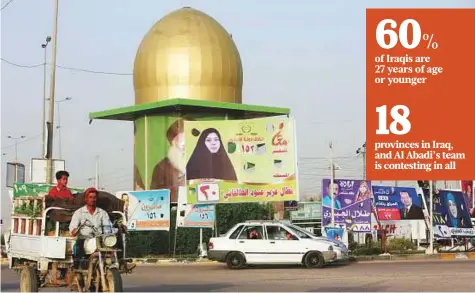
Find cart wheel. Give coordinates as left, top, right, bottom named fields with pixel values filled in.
left=20, top=266, right=38, bottom=292
left=103, top=269, right=123, bottom=292
left=71, top=273, right=84, bottom=292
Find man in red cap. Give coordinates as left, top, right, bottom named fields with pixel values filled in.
left=69, top=187, right=112, bottom=238
left=47, top=170, right=74, bottom=200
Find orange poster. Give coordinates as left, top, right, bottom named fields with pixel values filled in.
left=366, top=9, right=475, bottom=180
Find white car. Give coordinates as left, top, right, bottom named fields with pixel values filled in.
left=208, top=220, right=349, bottom=269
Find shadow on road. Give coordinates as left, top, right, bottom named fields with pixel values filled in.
left=306, top=285, right=388, bottom=292
left=241, top=262, right=351, bottom=270
left=125, top=282, right=232, bottom=292
left=1, top=283, right=18, bottom=291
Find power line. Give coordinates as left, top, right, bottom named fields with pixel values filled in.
left=1, top=58, right=43, bottom=68
left=56, top=65, right=132, bottom=76
left=1, top=0, right=15, bottom=10
left=1, top=58, right=132, bottom=76
left=1, top=134, right=41, bottom=150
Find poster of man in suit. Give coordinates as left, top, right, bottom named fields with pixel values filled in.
left=399, top=191, right=424, bottom=220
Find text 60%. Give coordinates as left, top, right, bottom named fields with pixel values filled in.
left=376, top=19, right=438, bottom=49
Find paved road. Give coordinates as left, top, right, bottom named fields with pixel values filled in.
left=2, top=260, right=474, bottom=292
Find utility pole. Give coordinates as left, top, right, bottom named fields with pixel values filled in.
left=45, top=0, right=60, bottom=184
left=41, top=36, right=51, bottom=158
left=356, top=142, right=366, bottom=179
left=428, top=180, right=434, bottom=254
left=329, top=141, right=335, bottom=226
left=55, top=97, right=72, bottom=159
left=7, top=135, right=26, bottom=162
left=95, top=155, right=99, bottom=189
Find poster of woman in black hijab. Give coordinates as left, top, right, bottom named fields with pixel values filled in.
left=183, top=117, right=298, bottom=205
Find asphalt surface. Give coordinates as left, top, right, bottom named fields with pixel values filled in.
left=1, top=260, right=474, bottom=292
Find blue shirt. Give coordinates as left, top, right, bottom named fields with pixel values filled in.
left=323, top=195, right=341, bottom=209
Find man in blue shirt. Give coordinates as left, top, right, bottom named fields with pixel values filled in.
left=322, top=180, right=341, bottom=209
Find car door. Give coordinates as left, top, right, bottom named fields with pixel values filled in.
left=234, top=224, right=268, bottom=264
left=264, top=225, right=305, bottom=264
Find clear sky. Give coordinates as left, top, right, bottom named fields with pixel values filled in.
left=1, top=0, right=473, bottom=225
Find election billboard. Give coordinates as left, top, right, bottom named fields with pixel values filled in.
left=424, top=189, right=474, bottom=238
left=372, top=186, right=425, bottom=220
left=176, top=186, right=215, bottom=228
left=184, top=117, right=298, bottom=204
left=116, top=189, right=171, bottom=231
left=321, top=179, right=372, bottom=232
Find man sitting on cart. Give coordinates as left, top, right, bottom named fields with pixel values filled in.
left=69, top=187, right=113, bottom=238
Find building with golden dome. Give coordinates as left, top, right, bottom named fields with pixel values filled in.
left=133, top=7, right=243, bottom=105
left=89, top=7, right=289, bottom=203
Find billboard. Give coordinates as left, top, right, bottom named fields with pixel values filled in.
left=323, top=227, right=344, bottom=241
left=321, top=179, right=372, bottom=232
left=6, top=163, right=25, bottom=188
left=30, top=158, right=65, bottom=184
left=372, top=186, right=425, bottom=220
left=290, top=202, right=321, bottom=220
left=134, top=116, right=191, bottom=203
left=176, top=187, right=215, bottom=228
left=13, top=182, right=83, bottom=198
left=430, top=190, right=474, bottom=238
left=116, top=189, right=171, bottom=231
left=184, top=117, right=298, bottom=204
left=461, top=180, right=474, bottom=210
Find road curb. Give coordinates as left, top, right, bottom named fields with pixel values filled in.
left=2, top=252, right=474, bottom=266
left=352, top=252, right=474, bottom=262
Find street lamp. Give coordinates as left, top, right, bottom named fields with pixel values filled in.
left=41, top=36, right=52, bottom=158
left=356, top=142, right=366, bottom=180
left=7, top=135, right=26, bottom=162
left=55, top=97, right=72, bottom=159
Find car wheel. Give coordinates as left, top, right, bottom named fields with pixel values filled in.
left=226, top=252, right=246, bottom=269
left=304, top=251, right=324, bottom=268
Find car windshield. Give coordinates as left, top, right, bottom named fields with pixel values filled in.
left=284, top=224, right=312, bottom=238
left=222, top=224, right=240, bottom=237
left=285, top=223, right=316, bottom=238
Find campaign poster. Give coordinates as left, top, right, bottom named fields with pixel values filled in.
left=176, top=187, right=215, bottom=228
left=324, top=227, right=344, bottom=241
left=430, top=190, right=474, bottom=238
left=372, top=186, right=425, bottom=220
left=321, top=179, right=372, bottom=232
left=116, top=189, right=171, bottom=231
left=184, top=117, right=298, bottom=204
left=461, top=180, right=474, bottom=210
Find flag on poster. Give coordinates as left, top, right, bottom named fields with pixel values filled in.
left=176, top=187, right=215, bottom=228
left=116, top=189, right=171, bottom=231
left=321, top=179, right=372, bottom=232
left=184, top=117, right=298, bottom=204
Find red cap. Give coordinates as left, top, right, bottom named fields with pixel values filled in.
left=84, top=187, right=98, bottom=197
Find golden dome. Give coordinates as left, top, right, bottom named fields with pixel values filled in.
left=133, top=7, right=243, bottom=105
